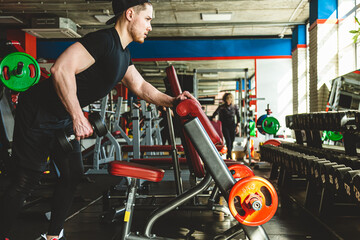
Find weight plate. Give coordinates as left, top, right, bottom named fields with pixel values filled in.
left=228, top=176, right=278, bottom=226
left=0, top=52, right=40, bottom=92
left=256, top=114, right=267, bottom=135
left=89, top=112, right=108, bottom=137
left=326, top=131, right=343, bottom=142
left=262, top=117, right=280, bottom=135
left=228, top=163, right=255, bottom=180
left=56, top=130, right=73, bottom=152
left=249, top=120, right=256, bottom=136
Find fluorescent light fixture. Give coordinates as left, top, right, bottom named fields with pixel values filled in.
left=142, top=68, right=162, bottom=73
left=201, top=73, right=218, bottom=78
left=0, top=16, right=23, bottom=24
left=94, top=15, right=114, bottom=23
left=201, top=13, right=232, bottom=21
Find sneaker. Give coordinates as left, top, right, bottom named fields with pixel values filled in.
left=40, top=229, right=66, bottom=240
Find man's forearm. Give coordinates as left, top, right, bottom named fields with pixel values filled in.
left=52, top=70, right=84, bottom=120
left=134, top=80, right=175, bottom=107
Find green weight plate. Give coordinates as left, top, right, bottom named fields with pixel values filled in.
left=326, top=131, right=343, bottom=142
left=249, top=120, right=256, bottom=136
left=0, top=52, right=40, bottom=92
left=262, top=116, right=280, bottom=135
left=322, top=131, right=329, bottom=141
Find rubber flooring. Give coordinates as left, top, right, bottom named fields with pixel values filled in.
left=1, top=163, right=359, bottom=240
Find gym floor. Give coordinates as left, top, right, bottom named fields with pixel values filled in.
left=0, top=161, right=358, bottom=240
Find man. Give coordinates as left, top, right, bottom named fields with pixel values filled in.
left=0, top=0, right=194, bottom=239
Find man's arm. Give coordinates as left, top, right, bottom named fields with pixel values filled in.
left=122, top=65, right=195, bottom=107
left=50, top=42, right=95, bottom=140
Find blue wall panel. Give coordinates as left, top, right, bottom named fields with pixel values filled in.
left=129, top=38, right=291, bottom=59
left=310, top=0, right=337, bottom=25
left=291, top=25, right=306, bottom=51
left=37, top=38, right=291, bottom=60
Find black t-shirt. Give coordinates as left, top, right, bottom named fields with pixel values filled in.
left=212, top=104, right=240, bottom=127
left=22, top=27, right=133, bottom=117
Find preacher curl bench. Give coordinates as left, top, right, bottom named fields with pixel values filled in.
left=108, top=66, right=278, bottom=240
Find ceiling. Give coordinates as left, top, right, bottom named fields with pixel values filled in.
left=0, top=0, right=309, bottom=98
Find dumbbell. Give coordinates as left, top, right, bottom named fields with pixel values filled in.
left=343, top=170, right=360, bottom=199
left=56, top=112, right=108, bottom=152
left=334, top=166, right=353, bottom=194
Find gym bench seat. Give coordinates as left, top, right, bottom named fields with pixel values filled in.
left=109, top=161, right=164, bottom=182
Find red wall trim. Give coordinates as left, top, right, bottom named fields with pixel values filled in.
left=309, top=19, right=339, bottom=32
left=132, top=56, right=292, bottom=62
left=291, top=44, right=308, bottom=53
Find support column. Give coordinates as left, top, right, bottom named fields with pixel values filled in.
left=6, top=30, right=37, bottom=58
left=292, top=25, right=308, bottom=114
left=308, top=0, right=338, bottom=112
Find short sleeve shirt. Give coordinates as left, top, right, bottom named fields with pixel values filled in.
left=23, top=27, right=133, bottom=117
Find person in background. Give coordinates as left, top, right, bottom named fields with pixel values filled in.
left=211, top=93, right=240, bottom=159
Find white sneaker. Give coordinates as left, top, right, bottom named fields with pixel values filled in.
left=40, top=229, right=65, bottom=240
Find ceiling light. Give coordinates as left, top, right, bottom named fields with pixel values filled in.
left=0, top=16, right=23, bottom=24
left=201, top=73, right=218, bottom=78
left=201, top=13, right=232, bottom=21
left=94, top=15, right=114, bottom=23
left=142, top=68, right=162, bottom=73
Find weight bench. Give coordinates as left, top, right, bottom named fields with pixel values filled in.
left=107, top=66, right=277, bottom=239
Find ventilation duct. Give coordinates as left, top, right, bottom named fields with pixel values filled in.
left=22, top=17, right=81, bottom=39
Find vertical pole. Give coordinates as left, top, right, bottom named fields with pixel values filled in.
left=245, top=69, right=252, bottom=166
left=193, top=69, right=198, bottom=99
left=238, top=78, right=243, bottom=135
left=132, top=108, right=141, bottom=159
left=166, top=108, right=183, bottom=195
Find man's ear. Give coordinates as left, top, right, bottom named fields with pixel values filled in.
left=125, top=8, right=135, bottom=21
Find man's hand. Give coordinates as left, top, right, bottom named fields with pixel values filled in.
left=72, top=115, right=93, bottom=141
left=174, top=91, right=200, bottom=106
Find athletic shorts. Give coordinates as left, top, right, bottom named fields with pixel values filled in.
left=12, top=94, right=80, bottom=171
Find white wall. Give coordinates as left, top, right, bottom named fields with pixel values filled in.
left=256, top=58, right=293, bottom=138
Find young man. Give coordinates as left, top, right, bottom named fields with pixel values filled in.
left=0, top=0, right=194, bottom=239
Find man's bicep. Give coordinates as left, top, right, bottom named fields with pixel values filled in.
left=53, top=42, right=95, bottom=75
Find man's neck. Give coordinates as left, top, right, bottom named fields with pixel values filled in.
left=114, top=23, right=132, bottom=49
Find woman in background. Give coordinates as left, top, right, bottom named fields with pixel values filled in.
left=212, top=93, right=240, bottom=159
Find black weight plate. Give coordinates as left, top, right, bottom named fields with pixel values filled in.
left=89, top=112, right=108, bottom=137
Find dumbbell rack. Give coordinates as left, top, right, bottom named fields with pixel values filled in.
left=260, top=111, right=360, bottom=238
left=286, top=111, right=360, bottom=155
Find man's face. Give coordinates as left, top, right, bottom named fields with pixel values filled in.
left=130, top=4, right=153, bottom=44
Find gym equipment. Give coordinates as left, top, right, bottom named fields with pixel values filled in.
left=228, top=163, right=255, bottom=180
left=108, top=66, right=275, bottom=240
left=228, top=176, right=278, bottom=226
left=322, top=130, right=343, bottom=142
left=343, top=170, right=360, bottom=199
left=0, top=52, right=40, bottom=92
left=257, top=115, right=280, bottom=135
left=56, top=112, right=108, bottom=152
left=249, top=120, right=256, bottom=136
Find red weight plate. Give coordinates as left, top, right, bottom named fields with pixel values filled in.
left=228, top=176, right=278, bottom=226
left=228, top=163, right=254, bottom=180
